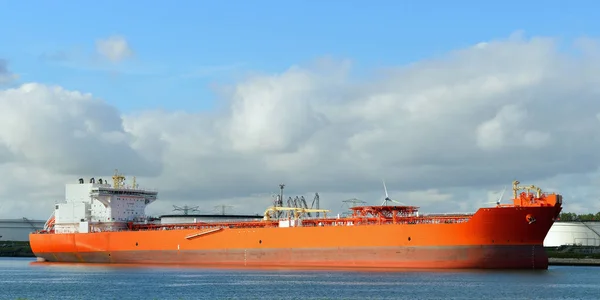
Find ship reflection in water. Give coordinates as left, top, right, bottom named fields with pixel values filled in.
left=2, top=257, right=599, bottom=300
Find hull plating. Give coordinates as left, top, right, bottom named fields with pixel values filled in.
left=34, top=245, right=549, bottom=270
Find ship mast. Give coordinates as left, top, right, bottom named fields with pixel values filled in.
left=112, top=169, right=126, bottom=188
left=278, top=184, right=285, bottom=218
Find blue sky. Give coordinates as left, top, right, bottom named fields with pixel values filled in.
left=0, top=0, right=596, bottom=113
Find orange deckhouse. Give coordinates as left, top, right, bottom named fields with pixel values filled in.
left=29, top=170, right=562, bottom=270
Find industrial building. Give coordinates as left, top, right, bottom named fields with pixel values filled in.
left=0, top=218, right=45, bottom=242
left=544, top=221, right=600, bottom=247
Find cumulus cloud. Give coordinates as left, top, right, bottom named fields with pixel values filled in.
left=476, top=104, right=551, bottom=150
left=0, top=83, right=161, bottom=176
left=1, top=33, right=600, bottom=220
left=95, top=35, right=134, bottom=62
left=227, top=67, right=330, bottom=153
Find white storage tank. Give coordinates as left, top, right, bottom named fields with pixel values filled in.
left=0, top=218, right=45, bottom=242
left=544, top=221, right=600, bottom=247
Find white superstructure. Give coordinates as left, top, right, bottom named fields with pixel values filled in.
left=50, top=170, right=157, bottom=234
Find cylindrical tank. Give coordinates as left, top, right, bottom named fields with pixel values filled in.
left=544, top=221, right=600, bottom=247
left=0, top=219, right=45, bottom=242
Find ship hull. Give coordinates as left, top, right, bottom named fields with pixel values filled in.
left=29, top=205, right=560, bottom=270
left=32, top=245, right=549, bottom=270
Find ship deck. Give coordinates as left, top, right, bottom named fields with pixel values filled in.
left=128, top=212, right=475, bottom=232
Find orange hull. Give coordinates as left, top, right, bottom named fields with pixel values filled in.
left=29, top=205, right=561, bottom=270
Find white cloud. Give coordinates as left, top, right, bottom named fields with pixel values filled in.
left=0, top=83, right=160, bottom=176
left=227, top=67, right=330, bottom=153
left=476, top=104, right=551, bottom=150
left=1, top=32, right=600, bottom=220
left=95, top=35, right=134, bottom=62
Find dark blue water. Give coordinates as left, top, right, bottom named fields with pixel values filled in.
left=1, top=257, right=599, bottom=300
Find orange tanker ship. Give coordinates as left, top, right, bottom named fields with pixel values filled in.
left=29, top=170, right=563, bottom=270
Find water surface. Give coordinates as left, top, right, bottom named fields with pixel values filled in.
left=1, top=257, right=598, bottom=300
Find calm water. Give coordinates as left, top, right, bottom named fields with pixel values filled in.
left=1, top=257, right=599, bottom=300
